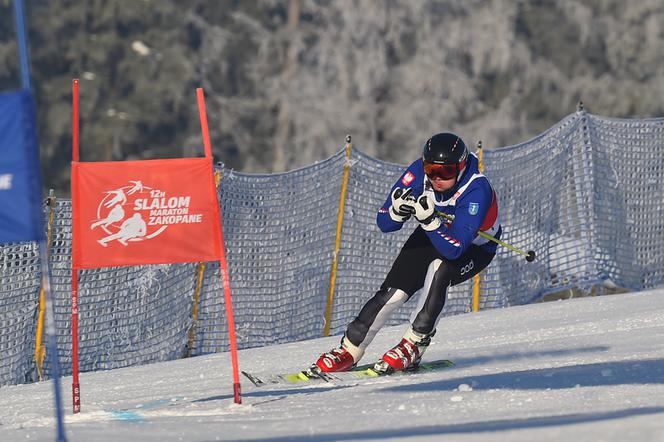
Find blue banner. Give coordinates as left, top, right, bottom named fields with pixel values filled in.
left=0, top=89, right=44, bottom=244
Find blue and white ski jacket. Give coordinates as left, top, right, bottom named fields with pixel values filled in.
left=376, top=153, right=501, bottom=260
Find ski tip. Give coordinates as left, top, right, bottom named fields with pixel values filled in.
left=241, top=371, right=264, bottom=387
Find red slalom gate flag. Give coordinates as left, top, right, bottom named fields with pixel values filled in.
left=72, top=157, right=222, bottom=269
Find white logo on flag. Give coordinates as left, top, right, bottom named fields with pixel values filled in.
left=91, top=180, right=204, bottom=247
left=0, top=174, right=13, bottom=190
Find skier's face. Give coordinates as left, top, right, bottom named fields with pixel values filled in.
left=428, top=176, right=456, bottom=192
left=423, top=161, right=460, bottom=192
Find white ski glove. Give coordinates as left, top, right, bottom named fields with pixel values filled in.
left=414, top=195, right=442, bottom=231
left=389, top=187, right=416, bottom=222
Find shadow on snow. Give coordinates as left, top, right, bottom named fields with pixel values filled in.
left=448, top=345, right=610, bottom=367
left=192, top=384, right=355, bottom=404
left=382, top=358, right=664, bottom=393
left=217, top=407, right=664, bottom=442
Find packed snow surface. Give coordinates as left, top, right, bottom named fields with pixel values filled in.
left=2, top=289, right=664, bottom=441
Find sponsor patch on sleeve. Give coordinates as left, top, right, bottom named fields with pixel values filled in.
left=401, top=171, right=415, bottom=186
left=468, top=202, right=479, bottom=215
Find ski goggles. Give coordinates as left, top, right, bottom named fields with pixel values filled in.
left=423, top=160, right=466, bottom=180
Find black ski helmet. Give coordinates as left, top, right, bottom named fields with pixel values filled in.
left=422, top=132, right=468, bottom=165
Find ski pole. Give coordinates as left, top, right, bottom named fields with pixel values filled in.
left=435, top=210, right=536, bottom=262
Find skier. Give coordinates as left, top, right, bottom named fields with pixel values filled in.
left=315, top=132, right=501, bottom=373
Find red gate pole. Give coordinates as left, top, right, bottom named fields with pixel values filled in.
left=71, top=79, right=81, bottom=413
left=196, top=88, right=242, bottom=404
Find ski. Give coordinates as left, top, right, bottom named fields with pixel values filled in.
left=241, top=359, right=454, bottom=387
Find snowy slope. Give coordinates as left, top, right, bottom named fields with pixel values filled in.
left=2, top=289, right=664, bottom=442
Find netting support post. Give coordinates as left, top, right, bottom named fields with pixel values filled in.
left=34, top=189, right=57, bottom=380
left=185, top=264, right=206, bottom=358
left=472, top=141, right=484, bottom=312
left=323, top=135, right=352, bottom=336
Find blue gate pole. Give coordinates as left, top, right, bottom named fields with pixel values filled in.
left=13, top=0, right=32, bottom=91
left=15, top=2, right=66, bottom=439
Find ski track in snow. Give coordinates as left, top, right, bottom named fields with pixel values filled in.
left=1, top=289, right=664, bottom=441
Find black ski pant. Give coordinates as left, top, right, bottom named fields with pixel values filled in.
left=346, top=226, right=494, bottom=348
